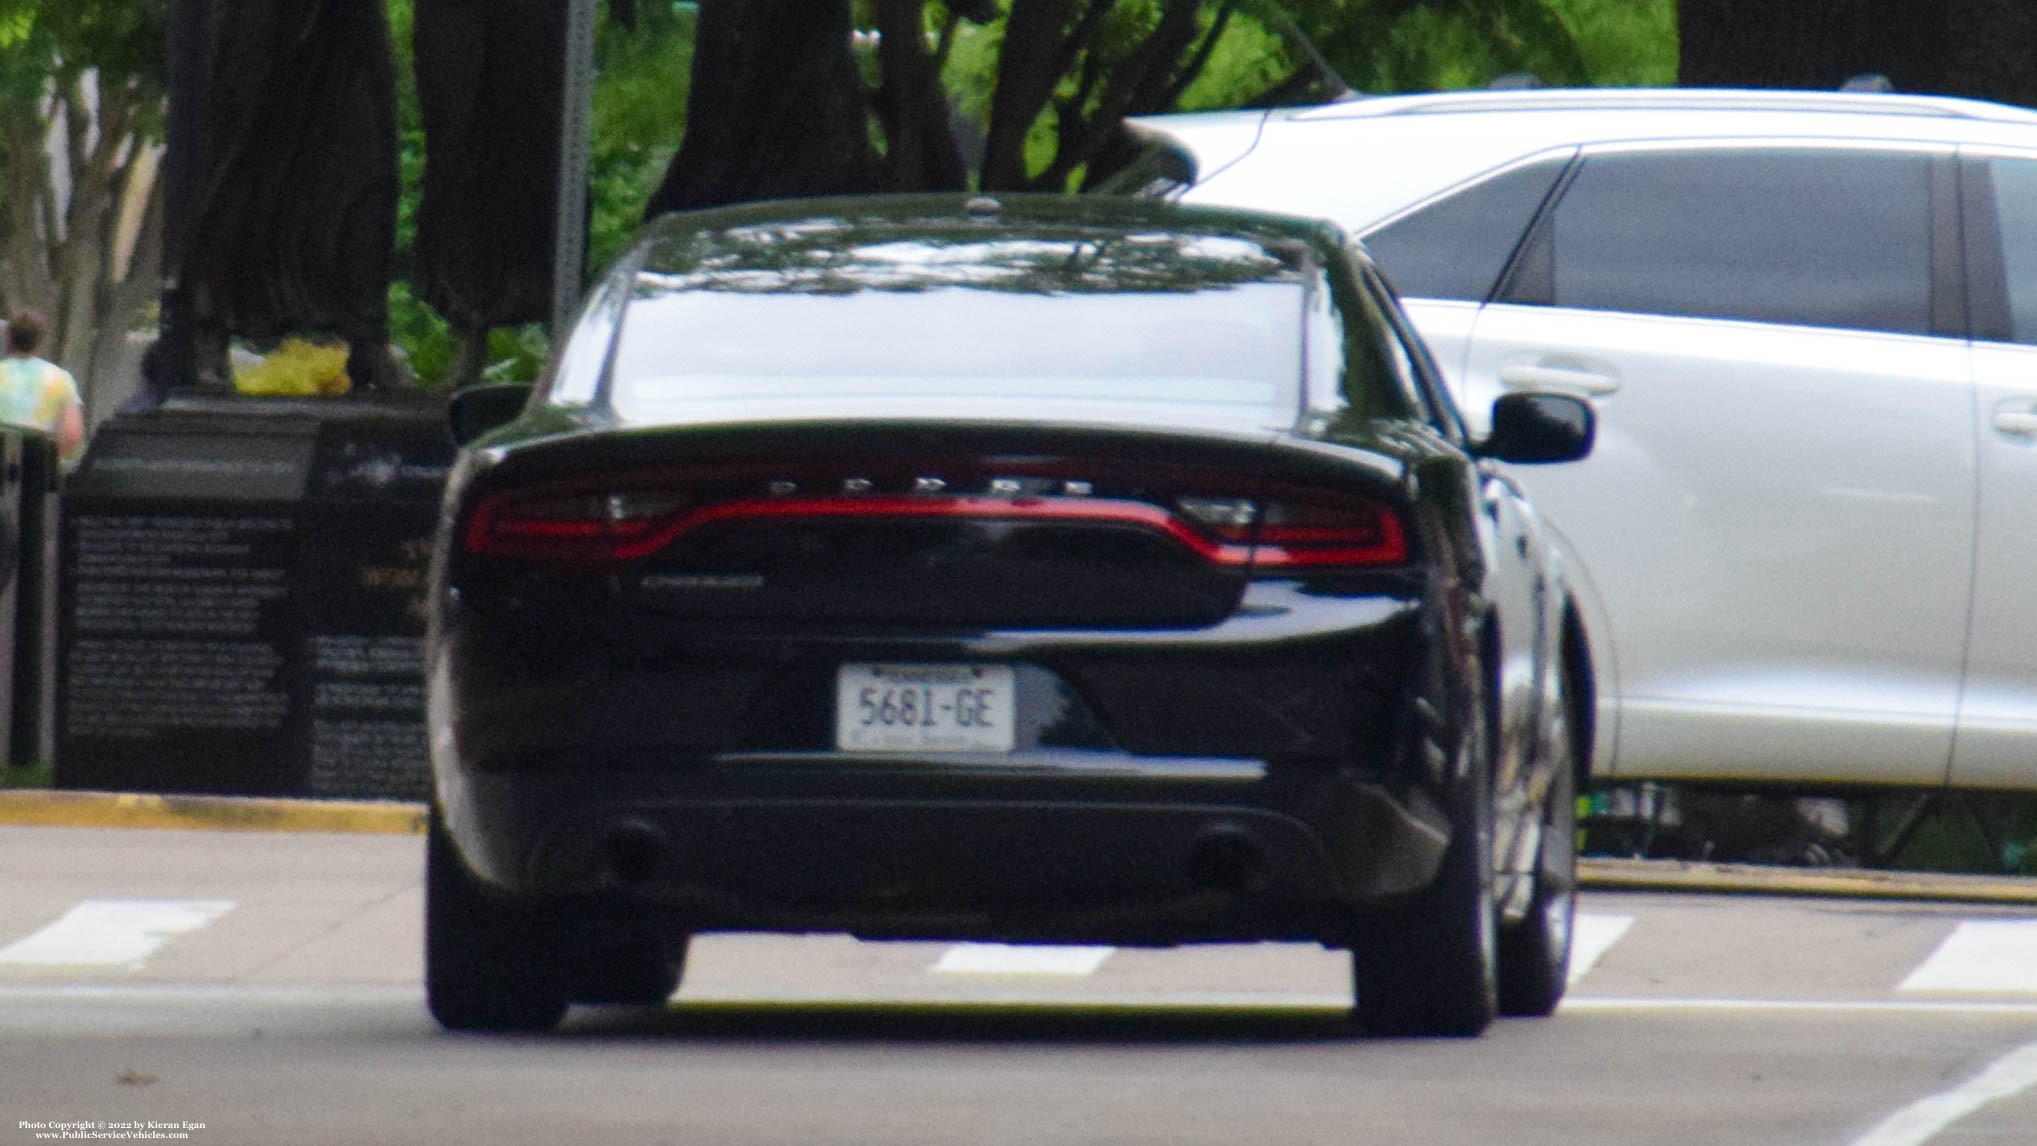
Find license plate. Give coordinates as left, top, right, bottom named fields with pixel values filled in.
left=835, top=663, right=1016, bottom=753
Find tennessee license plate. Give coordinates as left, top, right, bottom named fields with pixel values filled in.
left=834, top=663, right=1016, bottom=753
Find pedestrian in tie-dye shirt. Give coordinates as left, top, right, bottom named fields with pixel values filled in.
left=0, top=311, right=83, bottom=462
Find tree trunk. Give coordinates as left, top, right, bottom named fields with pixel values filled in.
left=51, top=76, right=129, bottom=378
left=0, top=69, right=167, bottom=414
left=873, top=0, right=968, bottom=192
left=0, top=110, right=57, bottom=326
left=88, top=169, right=164, bottom=418
left=642, top=0, right=876, bottom=216
left=981, top=0, right=1077, bottom=192
left=1040, top=0, right=1201, bottom=191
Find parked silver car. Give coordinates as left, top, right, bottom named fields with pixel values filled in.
left=1129, top=88, right=2037, bottom=792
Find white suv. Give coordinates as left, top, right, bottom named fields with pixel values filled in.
left=1130, top=88, right=2037, bottom=793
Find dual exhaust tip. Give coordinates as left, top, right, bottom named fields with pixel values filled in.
left=589, top=818, right=1271, bottom=896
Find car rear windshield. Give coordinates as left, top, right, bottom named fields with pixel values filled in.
left=600, top=224, right=1314, bottom=431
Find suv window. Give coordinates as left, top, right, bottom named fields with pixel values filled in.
left=1361, top=158, right=1570, bottom=303
left=1509, top=148, right=1934, bottom=336
left=1980, top=157, right=2037, bottom=344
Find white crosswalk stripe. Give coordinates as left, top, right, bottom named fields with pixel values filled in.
left=923, top=911, right=1642, bottom=982
left=4, top=893, right=2034, bottom=1008
left=0, top=900, right=236, bottom=969
left=1845, top=1036, right=2037, bottom=1146
left=933, top=943, right=1115, bottom=975
left=1569, top=912, right=1635, bottom=985
left=1899, top=920, right=2037, bottom=994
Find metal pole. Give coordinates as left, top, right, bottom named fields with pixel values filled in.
left=551, top=0, right=599, bottom=337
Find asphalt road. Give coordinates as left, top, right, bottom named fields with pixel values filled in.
left=1, top=824, right=2035, bottom=1146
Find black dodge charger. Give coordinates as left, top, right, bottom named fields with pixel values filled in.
left=424, top=193, right=1595, bottom=1036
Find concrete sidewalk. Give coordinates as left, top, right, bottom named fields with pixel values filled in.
left=3, top=787, right=2034, bottom=905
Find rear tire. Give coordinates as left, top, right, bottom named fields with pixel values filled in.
left=571, top=935, right=687, bottom=1006
left=425, top=811, right=570, bottom=1033
left=1497, top=675, right=1578, bottom=1018
left=1350, top=669, right=1498, bottom=1038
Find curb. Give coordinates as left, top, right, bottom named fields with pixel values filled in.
left=2, top=789, right=2034, bottom=905
left=1579, top=856, right=2037, bottom=906
left=0, top=790, right=427, bottom=836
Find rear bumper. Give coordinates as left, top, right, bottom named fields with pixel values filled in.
left=436, top=754, right=1452, bottom=944
left=429, top=583, right=1461, bottom=943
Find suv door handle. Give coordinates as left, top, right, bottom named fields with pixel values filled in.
left=1993, top=410, right=2037, bottom=436
left=1496, top=363, right=1620, bottom=395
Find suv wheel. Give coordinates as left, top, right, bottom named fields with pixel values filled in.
left=425, top=811, right=570, bottom=1033
left=1497, top=670, right=1578, bottom=1017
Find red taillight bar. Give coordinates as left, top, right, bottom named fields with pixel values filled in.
left=465, top=490, right=1405, bottom=569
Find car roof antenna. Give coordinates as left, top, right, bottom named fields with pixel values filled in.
left=1488, top=72, right=1544, bottom=90
left=1841, top=72, right=1896, bottom=93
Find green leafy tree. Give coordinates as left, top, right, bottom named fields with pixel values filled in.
left=1, top=0, right=1671, bottom=396
left=1297, top=0, right=1591, bottom=92
left=1554, top=0, right=1674, bottom=87
left=411, top=0, right=1665, bottom=383
left=0, top=0, right=165, bottom=404
left=652, top=0, right=1664, bottom=213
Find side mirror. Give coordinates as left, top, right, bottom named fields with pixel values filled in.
left=1480, top=392, right=1595, bottom=464
left=447, top=383, right=534, bottom=447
